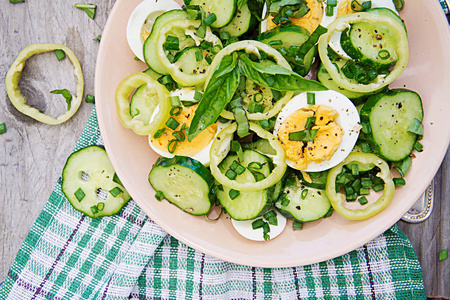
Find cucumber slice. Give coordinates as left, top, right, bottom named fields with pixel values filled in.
left=143, top=9, right=189, bottom=75
left=216, top=2, right=254, bottom=37
left=129, top=84, right=158, bottom=124
left=257, top=24, right=315, bottom=76
left=360, top=89, right=424, bottom=161
left=275, top=183, right=331, bottom=222
left=173, top=47, right=211, bottom=76
left=341, top=21, right=398, bottom=69
left=217, top=150, right=272, bottom=220
left=61, top=146, right=131, bottom=218
left=189, top=0, right=237, bottom=28
left=148, top=156, right=215, bottom=215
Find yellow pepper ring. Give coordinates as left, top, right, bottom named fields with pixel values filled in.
left=5, top=43, right=84, bottom=125
left=318, top=13, right=409, bottom=93
left=205, top=40, right=295, bottom=121
left=210, top=122, right=287, bottom=192
left=115, top=72, right=170, bottom=136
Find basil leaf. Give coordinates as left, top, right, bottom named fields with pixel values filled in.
left=269, top=0, right=303, bottom=13
left=188, top=55, right=240, bottom=141
left=238, top=56, right=327, bottom=92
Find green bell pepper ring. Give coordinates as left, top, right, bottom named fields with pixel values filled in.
left=115, top=72, right=170, bottom=135
left=326, top=152, right=395, bottom=220
left=210, top=122, right=286, bottom=192
left=155, top=19, right=222, bottom=87
left=5, top=43, right=84, bottom=125
left=318, top=13, right=409, bottom=93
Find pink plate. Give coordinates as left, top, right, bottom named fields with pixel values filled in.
left=95, top=0, right=450, bottom=267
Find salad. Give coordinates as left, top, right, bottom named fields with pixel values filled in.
left=115, top=0, right=424, bottom=241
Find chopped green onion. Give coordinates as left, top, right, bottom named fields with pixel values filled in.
left=158, top=75, right=173, bottom=85
left=153, top=128, right=166, bottom=139
left=263, top=222, right=270, bottom=234
left=225, top=169, right=237, bottom=180
left=74, top=3, right=96, bottom=19
left=252, top=219, right=265, bottom=230
left=361, top=178, right=373, bottom=188
left=439, top=249, right=448, bottom=261
left=230, top=140, right=241, bottom=152
left=74, top=188, right=86, bottom=202
left=54, top=50, right=66, bottom=61
left=164, top=36, right=180, bottom=51
left=392, top=0, right=404, bottom=11
left=229, top=189, right=240, bottom=200
left=195, top=49, right=203, bottom=62
left=304, top=117, right=316, bottom=129
left=351, top=164, right=359, bottom=176
left=218, top=116, right=229, bottom=123
left=169, top=96, right=181, bottom=107
left=193, top=91, right=203, bottom=102
left=378, top=50, right=390, bottom=60
left=211, top=44, right=223, bottom=55
left=200, top=40, right=213, bottom=49
left=325, top=5, right=334, bottom=16
left=203, top=13, right=217, bottom=26
left=253, top=93, right=264, bottom=103
left=344, top=185, right=355, bottom=196
left=10, top=0, right=25, bottom=3
left=307, top=92, right=315, bottom=105
left=393, top=178, right=406, bottom=186
left=394, top=156, right=412, bottom=178
left=219, top=31, right=230, bottom=40
left=0, top=123, right=6, bottom=135
left=205, top=55, right=213, bottom=65
left=267, top=216, right=278, bottom=226
left=351, top=179, right=361, bottom=191
left=413, top=141, right=423, bottom=152
left=281, top=198, right=290, bottom=206
left=51, top=89, right=72, bottom=110
left=285, top=176, right=297, bottom=186
left=97, top=202, right=105, bottom=211
left=359, top=188, right=370, bottom=195
left=134, top=56, right=140, bottom=61
left=327, top=0, right=337, bottom=6
left=109, top=187, right=123, bottom=197
left=324, top=207, right=334, bottom=218
left=167, top=139, right=178, bottom=154
left=268, top=40, right=283, bottom=46
left=351, top=0, right=372, bottom=12
left=165, top=117, right=180, bottom=130
left=407, top=118, right=424, bottom=135
left=358, top=196, right=369, bottom=205
left=172, top=130, right=186, bottom=142
left=301, top=189, right=308, bottom=200
left=85, top=94, right=95, bottom=103
left=230, top=160, right=246, bottom=175
left=259, top=119, right=270, bottom=129
left=263, top=210, right=277, bottom=220
left=93, top=35, right=102, bottom=41
left=346, top=193, right=357, bottom=202
left=234, top=107, right=249, bottom=138
left=248, top=162, right=263, bottom=172
left=170, top=106, right=183, bottom=117
left=361, top=123, right=372, bottom=134
left=90, top=205, right=99, bottom=214
left=155, top=191, right=165, bottom=201
left=292, top=222, right=303, bottom=230
left=288, top=129, right=318, bottom=141
left=373, top=184, right=384, bottom=192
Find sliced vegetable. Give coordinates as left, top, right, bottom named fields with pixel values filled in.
left=115, top=72, right=170, bottom=135
left=148, top=156, right=215, bottom=215
left=0, top=123, right=6, bottom=135
left=85, top=94, right=95, bottom=103
left=326, top=152, right=395, bottom=220
left=50, top=89, right=72, bottom=110
left=318, top=13, right=408, bottom=93
left=210, top=122, right=286, bottom=192
left=62, top=146, right=131, bottom=218
left=5, top=43, right=84, bottom=125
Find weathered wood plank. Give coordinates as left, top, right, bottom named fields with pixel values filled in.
left=0, top=0, right=117, bottom=283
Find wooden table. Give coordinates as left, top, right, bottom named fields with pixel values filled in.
left=0, top=1, right=448, bottom=298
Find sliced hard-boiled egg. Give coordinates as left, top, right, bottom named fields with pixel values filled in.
left=232, top=209, right=287, bottom=241
left=126, top=0, right=181, bottom=61
left=273, top=90, right=360, bottom=172
left=148, top=88, right=230, bottom=166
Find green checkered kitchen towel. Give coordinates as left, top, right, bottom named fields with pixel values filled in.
left=0, top=107, right=426, bottom=299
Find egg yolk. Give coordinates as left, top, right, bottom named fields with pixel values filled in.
left=150, top=104, right=217, bottom=156
left=267, top=0, right=324, bottom=34
left=277, top=105, right=343, bottom=170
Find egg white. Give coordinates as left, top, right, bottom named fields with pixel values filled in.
left=232, top=209, right=287, bottom=241
left=273, top=90, right=360, bottom=172
left=148, top=88, right=230, bottom=166
left=126, top=0, right=181, bottom=61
